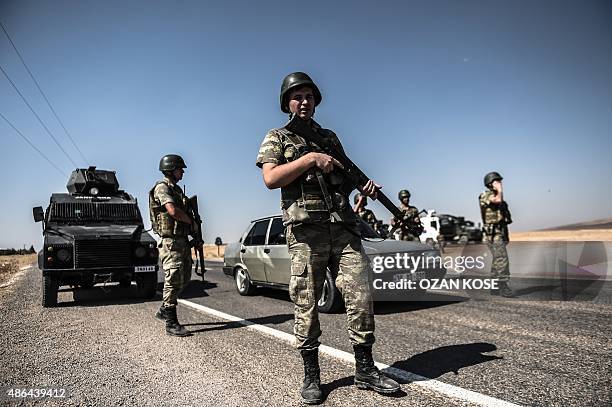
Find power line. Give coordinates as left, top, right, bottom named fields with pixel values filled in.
left=0, top=111, right=67, bottom=177
left=0, top=63, right=79, bottom=168
left=0, top=21, right=88, bottom=165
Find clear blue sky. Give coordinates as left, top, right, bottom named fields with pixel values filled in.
left=1, top=0, right=611, bottom=249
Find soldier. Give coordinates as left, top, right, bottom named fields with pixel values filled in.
left=256, top=72, right=399, bottom=404
left=391, top=189, right=422, bottom=241
left=149, top=154, right=201, bottom=336
left=479, top=171, right=514, bottom=298
left=353, top=193, right=379, bottom=232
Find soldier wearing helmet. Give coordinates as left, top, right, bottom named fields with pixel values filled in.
left=391, top=189, right=422, bottom=241
left=256, top=72, right=399, bottom=403
left=479, top=171, right=514, bottom=297
left=148, top=154, right=201, bottom=336
left=353, top=193, right=379, bottom=232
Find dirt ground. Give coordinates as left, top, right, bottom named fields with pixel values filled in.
left=510, top=229, right=612, bottom=242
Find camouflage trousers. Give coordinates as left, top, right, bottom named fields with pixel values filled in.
left=159, top=237, right=193, bottom=308
left=286, top=221, right=375, bottom=351
left=484, top=233, right=510, bottom=282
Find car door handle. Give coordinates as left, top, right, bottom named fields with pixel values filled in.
left=240, top=248, right=246, bottom=253
left=264, top=248, right=270, bottom=254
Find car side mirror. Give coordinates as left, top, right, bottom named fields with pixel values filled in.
left=33, top=206, right=44, bottom=222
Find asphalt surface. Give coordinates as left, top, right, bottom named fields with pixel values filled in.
left=1, top=259, right=610, bottom=406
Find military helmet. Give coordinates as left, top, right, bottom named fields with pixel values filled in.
left=398, top=189, right=411, bottom=200
left=159, top=154, right=187, bottom=172
left=280, top=72, right=322, bottom=113
left=354, top=193, right=367, bottom=206
left=484, top=171, right=503, bottom=187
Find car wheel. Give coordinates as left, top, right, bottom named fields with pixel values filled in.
left=42, top=272, right=58, bottom=308
left=318, top=270, right=343, bottom=314
left=136, top=272, right=157, bottom=299
left=458, top=235, right=469, bottom=245
left=235, top=267, right=256, bottom=296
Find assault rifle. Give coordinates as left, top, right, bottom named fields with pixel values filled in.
left=188, top=195, right=206, bottom=281
left=284, top=115, right=423, bottom=238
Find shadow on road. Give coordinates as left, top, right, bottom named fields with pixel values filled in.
left=173, top=280, right=218, bottom=299
left=390, top=342, right=502, bottom=381
left=184, top=313, right=294, bottom=334
left=63, top=285, right=159, bottom=307
left=322, top=375, right=408, bottom=402
left=373, top=294, right=466, bottom=315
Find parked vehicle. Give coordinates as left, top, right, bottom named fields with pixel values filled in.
left=438, top=214, right=483, bottom=244
left=33, top=167, right=159, bottom=307
left=223, top=215, right=446, bottom=313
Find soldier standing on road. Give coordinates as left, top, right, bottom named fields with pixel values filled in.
left=479, top=171, right=515, bottom=298
left=149, top=154, right=202, bottom=336
left=353, top=193, right=379, bottom=232
left=256, top=72, right=399, bottom=404
left=391, top=189, right=422, bottom=241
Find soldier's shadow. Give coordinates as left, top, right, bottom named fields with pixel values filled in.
left=184, top=313, right=294, bottom=334
left=176, top=279, right=218, bottom=299
left=390, top=342, right=502, bottom=380
left=322, top=342, right=501, bottom=398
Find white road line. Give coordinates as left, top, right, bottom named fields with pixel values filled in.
left=178, top=298, right=521, bottom=407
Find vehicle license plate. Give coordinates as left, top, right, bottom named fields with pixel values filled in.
left=135, top=265, right=156, bottom=273
left=393, top=271, right=426, bottom=283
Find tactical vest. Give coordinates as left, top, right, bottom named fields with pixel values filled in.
left=274, top=126, right=355, bottom=225
left=148, top=178, right=190, bottom=238
left=479, top=191, right=511, bottom=225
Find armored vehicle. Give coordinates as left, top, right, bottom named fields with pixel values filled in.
left=33, top=167, right=159, bottom=307
left=438, top=214, right=483, bottom=244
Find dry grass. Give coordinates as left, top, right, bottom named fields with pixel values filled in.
left=0, top=254, right=37, bottom=284
left=510, top=229, right=612, bottom=242
left=190, top=244, right=226, bottom=260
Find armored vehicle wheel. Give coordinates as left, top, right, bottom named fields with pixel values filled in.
left=136, top=273, right=157, bottom=299
left=235, top=267, right=256, bottom=296
left=318, top=270, right=343, bottom=314
left=458, top=235, right=469, bottom=245
left=42, top=272, right=59, bottom=307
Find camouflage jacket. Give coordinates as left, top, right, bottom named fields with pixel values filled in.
left=357, top=207, right=378, bottom=227
left=256, top=120, right=357, bottom=225
left=479, top=190, right=512, bottom=225
left=149, top=177, right=190, bottom=238
left=394, top=204, right=420, bottom=230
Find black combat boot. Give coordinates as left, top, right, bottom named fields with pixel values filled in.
left=155, top=304, right=170, bottom=320
left=353, top=345, right=400, bottom=394
left=165, top=306, right=191, bottom=337
left=499, top=281, right=516, bottom=298
left=300, top=349, right=323, bottom=405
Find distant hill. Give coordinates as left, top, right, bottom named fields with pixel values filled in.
left=542, top=217, right=612, bottom=231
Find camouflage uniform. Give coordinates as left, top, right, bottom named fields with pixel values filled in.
left=394, top=204, right=420, bottom=241
left=479, top=190, right=511, bottom=282
left=149, top=177, right=193, bottom=308
left=356, top=207, right=378, bottom=231
left=256, top=122, right=375, bottom=351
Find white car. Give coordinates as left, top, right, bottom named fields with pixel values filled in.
left=223, top=215, right=446, bottom=313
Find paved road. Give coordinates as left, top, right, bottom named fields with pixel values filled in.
left=1, top=260, right=610, bottom=406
